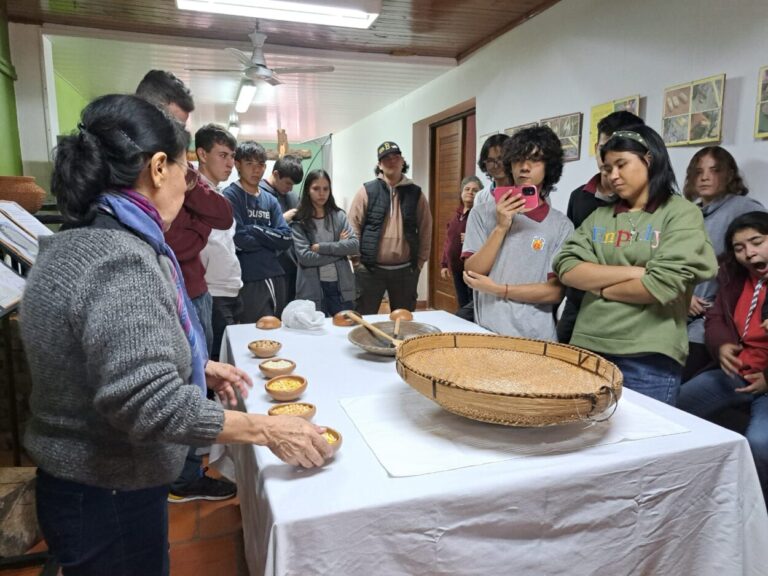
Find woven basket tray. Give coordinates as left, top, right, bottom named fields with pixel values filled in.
left=395, top=333, right=622, bottom=427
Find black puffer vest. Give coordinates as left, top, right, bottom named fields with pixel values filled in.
left=359, top=178, right=421, bottom=268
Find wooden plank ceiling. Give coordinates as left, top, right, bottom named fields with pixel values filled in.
left=5, top=0, right=560, bottom=142
left=6, top=0, right=559, bottom=60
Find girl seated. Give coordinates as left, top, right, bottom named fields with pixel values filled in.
left=678, top=211, right=768, bottom=502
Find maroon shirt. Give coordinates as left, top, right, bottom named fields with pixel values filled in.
left=164, top=167, right=233, bottom=299
left=441, top=206, right=471, bottom=272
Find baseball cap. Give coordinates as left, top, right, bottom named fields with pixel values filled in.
left=377, top=141, right=402, bottom=160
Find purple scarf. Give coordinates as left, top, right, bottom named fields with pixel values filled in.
left=98, top=190, right=208, bottom=395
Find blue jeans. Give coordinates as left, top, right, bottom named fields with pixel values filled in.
left=678, top=369, right=768, bottom=500
left=36, top=469, right=169, bottom=575
left=191, top=291, right=213, bottom=356
left=320, top=281, right=354, bottom=317
left=601, top=353, right=682, bottom=405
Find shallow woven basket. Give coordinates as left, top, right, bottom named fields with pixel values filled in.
left=395, top=333, right=623, bottom=427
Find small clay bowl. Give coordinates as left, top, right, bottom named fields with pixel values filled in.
left=389, top=308, right=413, bottom=321
left=333, top=311, right=356, bottom=327
left=267, top=402, right=316, bottom=420
left=259, top=358, right=296, bottom=378
left=248, top=339, right=282, bottom=358
left=265, top=375, right=307, bottom=402
left=320, top=426, right=343, bottom=455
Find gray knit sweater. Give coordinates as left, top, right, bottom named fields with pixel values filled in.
left=20, top=226, right=225, bottom=490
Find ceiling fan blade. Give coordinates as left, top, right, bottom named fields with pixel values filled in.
left=226, top=47, right=253, bottom=67
left=271, top=66, right=335, bottom=75
left=185, top=68, right=244, bottom=73
left=263, top=75, right=283, bottom=87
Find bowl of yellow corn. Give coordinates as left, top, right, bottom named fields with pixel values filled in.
left=320, top=426, right=343, bottom=455
left=265, top=374, right=307, bottom=401
left=267, top=402, right=316, bottom=420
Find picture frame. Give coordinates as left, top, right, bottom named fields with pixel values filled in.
left=540, top=112, right=582, bottom=162
left=662, top=74, right=725, bottom=146
left=755, top=65, right=768, bottom=139
left=589, top=95, right=642, bottom=156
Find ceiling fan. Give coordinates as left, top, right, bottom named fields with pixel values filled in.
left=187, top=29, right=335, bottom=86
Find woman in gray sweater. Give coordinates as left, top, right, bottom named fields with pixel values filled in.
left=292, top=169, right=359, bottom=315
left=21, top=94, right=331, bottom=575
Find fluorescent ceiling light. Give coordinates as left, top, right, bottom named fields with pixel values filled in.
left=227, top=112, right=241, bottom=138
left=176, top=0, right=380, bottom=29
left=235, top=80, right=258, bottom=113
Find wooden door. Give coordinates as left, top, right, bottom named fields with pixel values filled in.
left=429, top=111, right=475, bottom=311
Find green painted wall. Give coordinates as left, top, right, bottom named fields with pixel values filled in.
left=0, top=2, right=22, bottom=176
left=55, top=72, right=88, bottom=136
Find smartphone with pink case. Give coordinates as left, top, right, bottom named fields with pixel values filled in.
left=492, top=185, right=539, bottom=210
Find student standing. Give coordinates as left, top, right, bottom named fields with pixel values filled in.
left=292, top=170, right=359, bottom=315
left=554, top=126, right=717, bottom=405
left=223, top=142, right=292, bottom=322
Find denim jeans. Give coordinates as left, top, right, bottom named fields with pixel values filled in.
left=320, top=281, right=354, bottom=317
left=678, top=369, right=768, bottom=500
left=191, top=291, right=213, bottom=356
left=451, top=270, right=473, bottom=309
left=36, top=469, right=169, bottom=576
left=601, top=353, right=682, bottom=406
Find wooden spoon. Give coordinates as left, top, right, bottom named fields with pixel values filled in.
left=344, top=311, right=403, bottom=347
left=393, top=317, right=402, bottom=340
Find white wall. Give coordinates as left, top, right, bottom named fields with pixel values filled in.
left=332, top=0, right=768, bottom=298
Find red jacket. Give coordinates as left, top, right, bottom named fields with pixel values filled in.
left=164, top=167, right=233, bottom=299
left=440, top=206, right=471, bottom=272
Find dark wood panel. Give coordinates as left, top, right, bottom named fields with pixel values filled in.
left=6, top=0, right=561, bottom=59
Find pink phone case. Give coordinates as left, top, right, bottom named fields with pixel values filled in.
left=493, top=185, right=539, bottom=210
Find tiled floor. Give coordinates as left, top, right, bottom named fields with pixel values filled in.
left=0, top=451, right=248, bottom=576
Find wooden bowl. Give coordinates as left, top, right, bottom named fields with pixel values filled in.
left=265, top=375, right=307, bottom=402
left=348, top=321, right=441, bottom=356
left=256, top=316, right=282, bottom=329
left=396, top=333, right=622, bottom=427
left=320, top=426, right=343, bottom=455
left=333, top=311, right=356, bottom=327
left=248, top=339, right=282, bottom=358
left=259, top=358, right=296, bottom=378
left=389, top=308, right=413, bottom=321
left=268, top=402, right=316, bottom=420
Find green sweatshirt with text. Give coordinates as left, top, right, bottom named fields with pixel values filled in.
left=553, top=194, right=717, bottom=365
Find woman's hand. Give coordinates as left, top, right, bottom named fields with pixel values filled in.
left=736, top=372, right=768, bottom=395
left=718, top=343, right=743, bottom=377
left=340, top=229, right=350, bottom=240
left=264, top=416, right=333, bottom=468
left=205, top=360, right=253, bottom=407
left=463, top=270, right=502, bottom=297
left=495, top=193, right=526, bottom=232
left=440, top=267, right=451, bottom=280
left=310, top=243, right=320, bottom=252
left=688, top=295, right=709, bottom=317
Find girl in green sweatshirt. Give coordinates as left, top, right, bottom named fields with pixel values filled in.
left=553, top=126, right=717, bottom=405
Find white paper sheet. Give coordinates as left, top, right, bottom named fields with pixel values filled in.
left=341, top=389, right=690, bottom=477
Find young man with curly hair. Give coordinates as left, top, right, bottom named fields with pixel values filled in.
left=462, top=126, right=573, bottom=339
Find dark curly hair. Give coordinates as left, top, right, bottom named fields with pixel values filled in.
left=502, top=126, right=563, bottom=199
left=683, top=146, right=748, bottom=201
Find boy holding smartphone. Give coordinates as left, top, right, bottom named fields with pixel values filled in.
left=462, top=126, right=573, bottom=340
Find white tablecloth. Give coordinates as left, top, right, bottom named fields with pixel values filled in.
left=211, top=311, right=768, bottom=576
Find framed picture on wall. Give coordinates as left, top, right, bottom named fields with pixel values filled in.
left=662, top=74, right=725, bottom=146
left=755, top=65, right=768, bottom=139
left=540, top=112, right=582, bottom=162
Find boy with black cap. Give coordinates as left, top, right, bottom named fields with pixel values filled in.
left=348, top=141, right=432, bottom=314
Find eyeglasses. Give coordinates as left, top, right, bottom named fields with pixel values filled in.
left=484, top=158, right=503, bottom=167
